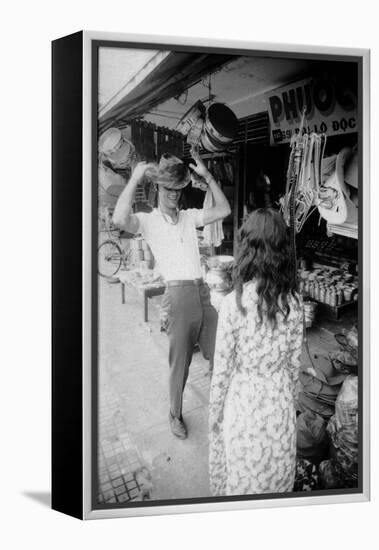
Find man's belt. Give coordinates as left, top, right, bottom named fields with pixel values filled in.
left=166, top=278, right=204, bottom=287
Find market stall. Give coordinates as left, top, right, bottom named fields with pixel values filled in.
left=97, top=51, right=359, bottom=490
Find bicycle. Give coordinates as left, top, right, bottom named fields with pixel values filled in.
left=98, top=208, right=132, bottom=279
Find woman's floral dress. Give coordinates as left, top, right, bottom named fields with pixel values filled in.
left=209, top=282, right=304, bottom=496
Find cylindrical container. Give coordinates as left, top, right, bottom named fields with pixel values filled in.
left=344, top=287, right=353, bottom=302
left=325, top=287, right=330, bottom=305
left=337, top=289, right=344, bottom=306
left=330, top=289, right=337, bottom=307
left=319, top=285, right=325, bottom=303
left=304, top=280, right=310, bottom=295
left=314, top=281, right=320, bottom=301
left=309, top=282, right=315, bottom=299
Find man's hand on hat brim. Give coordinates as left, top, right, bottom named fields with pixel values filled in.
left=130, top=161, right=149, bottom=183
left=188, top=156, right=210, bottom=179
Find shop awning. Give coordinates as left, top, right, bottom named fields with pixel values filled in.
left=98, top=51, right=236, bottom=133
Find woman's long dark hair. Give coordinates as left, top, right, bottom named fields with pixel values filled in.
left=233, top=208, right=298, bottom=326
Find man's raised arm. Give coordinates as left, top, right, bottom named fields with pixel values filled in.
left=112, top=162, right=147, bottom=233
left=188, top=155, right=231, bottom=226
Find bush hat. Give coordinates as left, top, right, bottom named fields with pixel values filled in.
left=145, top=153, right=191, bottom=190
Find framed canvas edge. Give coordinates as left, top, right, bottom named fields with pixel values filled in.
left=82, top=29, right=370, bottom=57
left=81, top=30, right=370, bottom=520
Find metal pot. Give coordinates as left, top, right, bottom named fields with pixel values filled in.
left=200, top=129, right=226, bottom=153
left=205, top=103, right=238, bottom=143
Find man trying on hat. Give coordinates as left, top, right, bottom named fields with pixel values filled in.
left=113, top=153, right=231, bottom=440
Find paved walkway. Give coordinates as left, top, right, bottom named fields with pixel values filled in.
left=97, top=276, right=212, bottom=504
left=97, top=275, right=356, bottom=505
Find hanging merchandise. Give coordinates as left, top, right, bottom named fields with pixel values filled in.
left=176, top=100, right=205, bottom=148
left=279, top=109, right=326, bottom=273
left=317, top=147, right=358, bottom=225
left=98, top=127, right=136, bottom=170
left=200, top=103, right=239, bottom=152
left=176, top=99, right=238, bottom=152
left=187, top=118, right=205, bottom=146
left=176, top=100, right=205, bottom=138
left=280, top=110, right=327, bottom=234
left=202, top=185, right=225, bottom=247
left=344, top=146, right=358, bottom=190
left=131, top=121, right=156, bottom=161
left=223, top=159, right=234, bottom=185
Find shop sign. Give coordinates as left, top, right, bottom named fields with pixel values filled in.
left=266, top=77, right=357, bottom=145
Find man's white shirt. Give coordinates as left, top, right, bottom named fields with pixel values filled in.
left=135, top=208, right=205, bottom=281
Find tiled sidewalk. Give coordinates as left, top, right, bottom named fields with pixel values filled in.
left=97, top=376, right=144, bottom=504
left=96, top=277, right=211, bottom=505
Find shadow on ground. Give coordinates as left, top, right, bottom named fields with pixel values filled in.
left=23, top=491, right=51, bottom=507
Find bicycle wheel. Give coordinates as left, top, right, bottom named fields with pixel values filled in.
left=98, top=240, right=122, bottom=278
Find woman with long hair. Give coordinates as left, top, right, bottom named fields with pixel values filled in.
left=209, top=208, right=304, bottom=496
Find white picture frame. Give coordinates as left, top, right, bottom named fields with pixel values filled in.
left=52, top=30, right=370, bottom=520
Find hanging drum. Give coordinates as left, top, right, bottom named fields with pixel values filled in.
left=200, top=129, right=226, bottom=152
left=201, top=103, right=238, bottom=152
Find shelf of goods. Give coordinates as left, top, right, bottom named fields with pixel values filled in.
left=299, top=265, right=358, bottom=321
left=327, top=221, right=358, bottom=240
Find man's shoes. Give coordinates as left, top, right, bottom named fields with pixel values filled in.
left=169, top=411, right=188, bottom=440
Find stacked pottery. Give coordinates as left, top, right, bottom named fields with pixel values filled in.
left=205, top=255, right=234, bottom=311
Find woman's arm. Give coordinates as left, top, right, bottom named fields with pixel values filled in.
left=209, top=294, right=237, bottom=430
left=209, top=294, right=237, bottom=496
left=287, top=302, right=304, bottom=388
